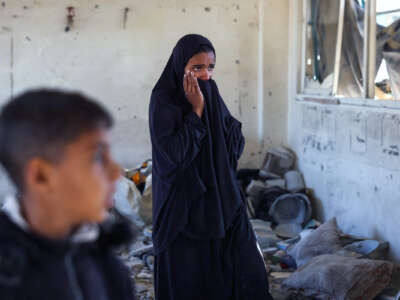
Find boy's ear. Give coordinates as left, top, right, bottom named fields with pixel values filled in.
left=24, top=158, right=57, bottom=193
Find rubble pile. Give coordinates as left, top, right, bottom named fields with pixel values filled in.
left=114, top=152, right=400, bottom=300
left=118, top=226, right=155, bottom=300
left=238, top=147, right=312, bottom=239
left=112, top=160, right=155, bottom=300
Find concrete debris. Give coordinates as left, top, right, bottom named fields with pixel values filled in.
left=250, top=219, right=281, bottom=250
left=117, top=219, right=154, bottom=300
left=113, top=153, right=398, bottom=299
left=265, top=178, right=286, bottom=189
left=130, top=244, right=153, bottom=257
left=245, top=179, right=266, bottom=197
left=344, top=239, right=390, bottom=260
left=286, top=218, right=342, bottom=267
left=260, top=147, right=295, bottom=177
left=239, top=147, right=311, bottom=237
left=282, top=254, right=393, bottom=300
left=249, top=216, right=396, bottom=299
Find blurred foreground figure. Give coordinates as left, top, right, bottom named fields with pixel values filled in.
left=0, top=90, right=136, bottom=300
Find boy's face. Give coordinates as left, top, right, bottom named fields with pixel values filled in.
left=43, top=128, right=120, bottom=225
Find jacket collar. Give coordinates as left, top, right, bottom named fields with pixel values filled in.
left=2, top=195, right=99, bottom=244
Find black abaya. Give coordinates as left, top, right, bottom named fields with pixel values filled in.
left=149, top=34, right=273, bottom=300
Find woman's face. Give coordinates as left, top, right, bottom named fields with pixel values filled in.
left=184, top=51, right=215, bottom=81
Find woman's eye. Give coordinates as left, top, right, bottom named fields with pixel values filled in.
left=193, top=66, right=201, bottom=72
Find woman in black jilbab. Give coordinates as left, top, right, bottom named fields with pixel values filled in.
left=149, top=34, right=273, bottom=300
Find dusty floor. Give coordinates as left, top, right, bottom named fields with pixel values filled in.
left=119, top=240, right=305, bottom=300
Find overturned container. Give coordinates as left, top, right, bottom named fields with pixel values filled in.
left=260, top=147, right=295, bottom=178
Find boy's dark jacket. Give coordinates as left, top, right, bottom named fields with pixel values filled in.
left=0, top=209, right=136, bottom=300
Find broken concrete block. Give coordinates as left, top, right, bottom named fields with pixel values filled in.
left=283, top=254, right=393, bottom=300
left=246, top=180, right=267, bottom=197
left=344, top=240, right=389, bottom=260
left=287, top=218, right=342, bottom=267
left=265, top=179, right=286, bottom=189
left=130, top=244, right=153, bottom=257
left=250, top=219, right=282, bottom=250
left=261, top=147, right=295, bottom=176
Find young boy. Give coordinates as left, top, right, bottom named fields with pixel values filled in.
left=0, top=90, right=136, bottom=300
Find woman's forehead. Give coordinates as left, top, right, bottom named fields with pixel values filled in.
left=188, top=52, right=215, bottom=64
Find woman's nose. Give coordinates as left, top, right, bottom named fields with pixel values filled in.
left=200, top=69, right=211, bottom=80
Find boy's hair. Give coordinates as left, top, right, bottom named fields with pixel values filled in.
left=0, top=89, right=113, bottom=192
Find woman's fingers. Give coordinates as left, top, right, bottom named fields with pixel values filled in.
left=183, top=72, right=188, bottom=94
left=185, top=71, right=202, bottom=97
left=188, top=72, right=195, bottom=94
left=193, top=75, right=201, bottom=94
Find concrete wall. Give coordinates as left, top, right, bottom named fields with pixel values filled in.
left=288, top=2, right=400, bottom=260
left=0, top=1, right=289, bottom=199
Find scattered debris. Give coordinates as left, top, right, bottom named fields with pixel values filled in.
left=114, top=210, right=154, bottom=299
left=283, top=254, right=393, bottom=300
left=260, top=147, right=295, bottom=178
left=113, top=151, right=397, bottom=299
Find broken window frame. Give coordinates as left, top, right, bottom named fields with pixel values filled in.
left=299, top=0, right=400, bottom=101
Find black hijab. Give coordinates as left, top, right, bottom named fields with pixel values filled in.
left=149, top=34, right=245, bottom=254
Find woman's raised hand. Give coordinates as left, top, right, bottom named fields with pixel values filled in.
left=183, top=71, right=204, bottom=118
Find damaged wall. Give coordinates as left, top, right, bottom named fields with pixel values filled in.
left=0, top=1, right=289, bottom=198
left=288, top=2, right=400, bottom=261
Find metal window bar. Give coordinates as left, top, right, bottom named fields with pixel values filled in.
left=376, top=8, right=400, bottom=16
left=300, top=0, right=308, bottom=93
left=363, top=0, right=370, bottom=98
left=368, top=0, right=376, bottom=99
left=333, top=0, right=346, bottom=96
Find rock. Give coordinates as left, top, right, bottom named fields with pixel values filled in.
left=113, top=177, right=145, bottom=228
left=265, top=179, right=286, bottom=189
left=125, top=256, right=145, bottom=274
left=137, top=270, right=153, bottom=280
left=250, top=219, right=282, bottom=250
left=260, top=147, right=295, bottom=177
left=130, top=244, right=153, bottom=257
left=246, top=180, right=267, bottom=197
left=283, top=254, right=393, bottom=300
